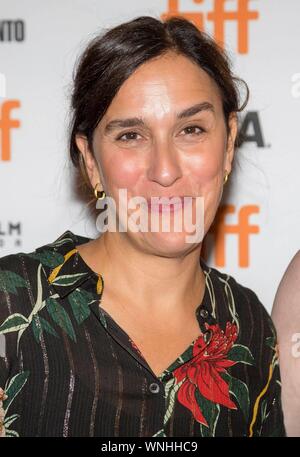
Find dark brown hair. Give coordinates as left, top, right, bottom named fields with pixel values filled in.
left=68, top=15, right=249, bottom=206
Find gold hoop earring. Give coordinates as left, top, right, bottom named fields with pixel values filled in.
left=223, top=170, right=229, bottom=185
left=94, top=183, right=106, bottom=200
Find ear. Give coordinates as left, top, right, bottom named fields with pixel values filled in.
left=75, top=134, right=102, bottom=189
left=224, top=113, right=238, bottom=174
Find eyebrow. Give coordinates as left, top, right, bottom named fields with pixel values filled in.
left=103, top=101, right=215, bottom=134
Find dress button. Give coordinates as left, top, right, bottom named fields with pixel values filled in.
left=199, top=308, right=209, bottom=319
left=149, top=383, right=160, bottom=394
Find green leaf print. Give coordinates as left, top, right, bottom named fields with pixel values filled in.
left=39, top=316, right=59, bottom=338
left=0, top=313, right=29, bottom=334
left=15, top=264, right=49, bottom=353
left=266, top=336, right=276, bottom=350
left=227, top=344, right=255, bottom=366
left=0, top=264, right=55, bottom=355
left=260, top=399, right=269, bottom=424
left=46, top=237, right=75, bottom=249
left=195, top=390, right=220, bottom=436
left=163, top=377, right=185, bottom=426
left=5, top=429, right=19, bottom=437
left=68, top=289, right=95, bottom=325
left=31, top=315, right=59, bottom=343
left=31, top=316, right=42, bottom=343
left=28, top=251, right=65, bottom=268
left=3, top=413, right=19, bottom=428
left=3, top=371, right=30, bottom=413
left=152, top=428, right=167, bottom=437
left=0, top=271, right=28, bottom=294
left=222, top=372, right=250, bottom=421
left=46, top=297, right=76, bottom=341
left=50, top=273, right=87, bottom=287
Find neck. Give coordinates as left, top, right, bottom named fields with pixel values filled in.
left=79, top=231, right=206, bottom=319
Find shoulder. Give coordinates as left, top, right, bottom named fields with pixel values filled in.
left=203, top=261, right=275, bottom=334
left=205, top=262, right=266, bottom=311
left=0, top=230, right=81, bottom=319
left=205, top=264, right=281, bottom=380
left=272, top=250, right=300, bottom=334
left=0, top=250, right=41, bottom=295
left=0, top=229, right=84, bottom=278
left=289, top=249, right=300, bottom=268
left=276, top=250, right=300, bottom=292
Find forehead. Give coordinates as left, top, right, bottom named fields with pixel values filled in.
left=102, top=52, right=223, bottom=121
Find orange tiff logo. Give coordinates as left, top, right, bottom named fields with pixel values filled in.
left=161, top=0, right=259, bottom=54
left=205, top=204, right=260, bottom=267
left=0, top=100, right=21, bottom=161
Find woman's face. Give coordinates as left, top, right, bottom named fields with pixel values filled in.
left=76, top=51, right=237, bottom=256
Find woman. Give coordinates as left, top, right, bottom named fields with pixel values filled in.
left=272, top=251, right=300, bottom=436
left=0, top=15, right=285, bottom=437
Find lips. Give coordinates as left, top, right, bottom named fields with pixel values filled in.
left=146, top=196, right=192, bottom=213
left=146, top=196, right=190, bottom=203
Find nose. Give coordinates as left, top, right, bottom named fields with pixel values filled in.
left=146, top=137, right=183, bottom=187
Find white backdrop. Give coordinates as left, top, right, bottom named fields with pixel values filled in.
left=0, top=0, right=300, bottom=313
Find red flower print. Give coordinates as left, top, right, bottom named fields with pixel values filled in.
left=173, top=322, right=238, bottom=426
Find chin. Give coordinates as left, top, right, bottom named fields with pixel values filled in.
left=142, top=231, right=201, bottom=256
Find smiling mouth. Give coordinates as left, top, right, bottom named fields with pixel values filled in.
left=146, top=196, right=193, bottom=212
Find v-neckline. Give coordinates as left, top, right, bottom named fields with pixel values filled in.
left=73, top=242, right=213, bottom=380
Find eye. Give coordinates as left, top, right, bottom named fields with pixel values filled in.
left=116, top=125, right=205, bottom=142
left=116, top=131, right=142, bottom=142
left=181, top=125, right=205, bottom=136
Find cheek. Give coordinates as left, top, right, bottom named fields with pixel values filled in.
left=187, top=138, right=225, bottom=184
left=101, top=149, right=142, bottom=190
left=192, top=155, right=221, bottom=183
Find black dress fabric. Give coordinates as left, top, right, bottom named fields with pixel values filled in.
left=0, top=230, right=286, bottom=437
